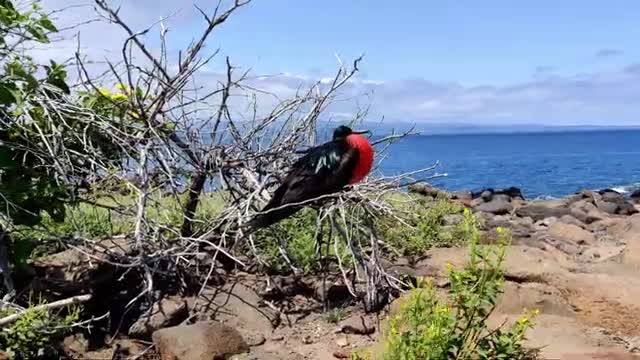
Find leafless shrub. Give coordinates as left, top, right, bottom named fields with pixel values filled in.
left=3, top=0, right=445, bottom=318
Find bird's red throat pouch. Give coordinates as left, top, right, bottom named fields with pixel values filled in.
left=346, top=134, right=374, bottom=184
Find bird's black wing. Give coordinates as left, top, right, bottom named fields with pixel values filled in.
left=275, top=140, right=358, bottom=204
left=246, top=140, right=359, bottom=230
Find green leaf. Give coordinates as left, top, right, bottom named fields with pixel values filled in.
left=38, top=14, right=57, bottom=32
left=0, top=82, right=16, bottom=104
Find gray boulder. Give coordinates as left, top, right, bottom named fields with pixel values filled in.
left=152, top=321, right=249, bottom=360
left=475, top=198, right=513, bottom=215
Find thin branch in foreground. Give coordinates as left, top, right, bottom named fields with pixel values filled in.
left=0, top=295, right=93, bottom=328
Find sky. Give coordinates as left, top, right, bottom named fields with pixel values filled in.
left=37, top=0, right=640, bottom=126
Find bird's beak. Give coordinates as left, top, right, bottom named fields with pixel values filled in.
left=352, top=130, right=371, bottom=135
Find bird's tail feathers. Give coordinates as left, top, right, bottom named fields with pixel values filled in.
left=243, top=205, right=301, bottom=234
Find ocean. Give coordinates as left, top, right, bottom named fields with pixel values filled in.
left=376, top=129, right=640, bottom=199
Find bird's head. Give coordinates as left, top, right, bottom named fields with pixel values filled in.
left=332, top=125, right=370, bottom=140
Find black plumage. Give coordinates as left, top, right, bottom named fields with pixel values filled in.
left=245, top=126, right=366, bottom=231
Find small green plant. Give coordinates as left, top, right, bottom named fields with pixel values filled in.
left=0, top=301, right=81, bottom=359
left=254, top=208, right=351, bottom=275
left=381, top=198, right=466, bottom=255
left=325, top=307, right=346, bottom=324
left=360, top=209, right=539, bottom=360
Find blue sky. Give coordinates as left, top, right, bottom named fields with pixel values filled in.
left=204, top=0, right=640, bottom=84
left=41, top=0, right=640, bottom=125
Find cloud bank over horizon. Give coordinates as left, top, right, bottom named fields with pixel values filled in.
left=37, top=0, right=640, bottom=127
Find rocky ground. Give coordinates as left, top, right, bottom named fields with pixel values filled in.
left=23, top=186, right=640, bottom=359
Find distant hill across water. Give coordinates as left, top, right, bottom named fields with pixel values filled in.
left=350, top=121, right=640, bottom=136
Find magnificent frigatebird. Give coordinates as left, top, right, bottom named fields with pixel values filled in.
left=245, top=125, right=374, bottom=231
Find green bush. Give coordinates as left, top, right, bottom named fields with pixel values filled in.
left=381, top=198, right=466, bottom=255
left=254, top=208, right=351, bottom=275
left=0, top=301, right=80, bottom=359
left=354, top=209, right=539, bottom=360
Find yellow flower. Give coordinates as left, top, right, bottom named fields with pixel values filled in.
left=111, top=93, right=128, bottom=102
left=115, top=83, right=129, bottom=92
left=98, top=88, right=110, bottom=97
left=518, top=316, right=529, bottom=325
left=445, top=263, right=454, bottom=271
left=496, top=226, right=504, bottom=233
left=533, top=309, right=540, bottom=316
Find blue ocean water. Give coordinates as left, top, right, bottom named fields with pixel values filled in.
left=377, top=130, right=640, bottom=199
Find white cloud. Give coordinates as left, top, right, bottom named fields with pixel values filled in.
left=34, top=0, right=640, bottom=126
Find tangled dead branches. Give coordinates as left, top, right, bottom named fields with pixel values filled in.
left=1, top=0, right=445, bottom=322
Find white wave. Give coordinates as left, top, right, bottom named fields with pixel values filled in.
left=608, top=182, right=640, bottom=194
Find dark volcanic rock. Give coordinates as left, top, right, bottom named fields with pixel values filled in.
left=516, top=204, right=570, bottom=221
left=618, top=202, right=639, bottom=215
left=599, top=189, right=625, bottom=203
left=340, top=315, right=376, bottom=335
left=598, top=201, right=620, bottom=215
left=451, top=189, right=473, bottom=201
left=499, top=186, right=525, bottom=200
left=474, top=186, right=525, bottom=201
left=487, top=215, right=535, bottom=238
left=475, top=198, right=513, bottom=215
left=631, top=189, right=640, bottom=200
left=408, top=183, right=448, bottom=198
left=128, top=296, right=189, bottom=340
left=480, top=190, right=493, bottom=202
left=152, top=321, right=249, bottom=360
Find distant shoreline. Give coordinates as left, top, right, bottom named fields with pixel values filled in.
left=346, top=120, right=640, bottom=137
left=415, top=127, right=640, bottom=136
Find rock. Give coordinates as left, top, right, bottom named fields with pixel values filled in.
left=537, top=216, right=559, bottom=228
left=31, top=236, right=130, bottom=296
left=598, top=201, right=620, bottom=215
left=548, top=222, right=596, bottom=245
left=571, top=199, right=598, bottom=213
left=538, top=234, right=582, bottom=255
left=340, top=315, right=376, bottom=335
left=408, top=183, right=447, bottom=198
left=128, top=296, right=188, bottom=339
left=516, top=204, right=570, bottom=221
left=487, top=215, right=535, bottom=238
left=579, top=246, right=625, bottom=263
left=499, top=186, right=525, bottom=200
left=487, top=215, right=511, bottom=228
left=63, top=333, right=89, bottom=356
left=631, top=189, right=640, bottom=200
left=245, top=334, right=266, bottom=346
left=195, top=283, right=278, bottom=328
left=586, top=209, right=607, bottom=223
left=560, top=351, right=639, bottom=360
left=152, top=321, right=249, bottom=359
left=270, top=335, right=284, bottom=341
left=619, top=202, right=639, bottom=216
left=570, top=189, right=603, bottom=204
left=599, top=189, right=625, bottom=203
left=443, top=214, right=464, bottom=226
left=475, top=198, right=513, bottom=215
left=313, top=281, right=352, bottom=306
left=333, top=350, right=351, bottom=358
left=451, top=189, right=473, bottom=200
left=335, top=337, right=349, bottom=348
left=470, top=197, right=485, bottom=207
left=559, top=214, right=587, bottom=229
left=475, top=187, right=524, bottom=201
left=570, top=205, right=609, bottom=224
